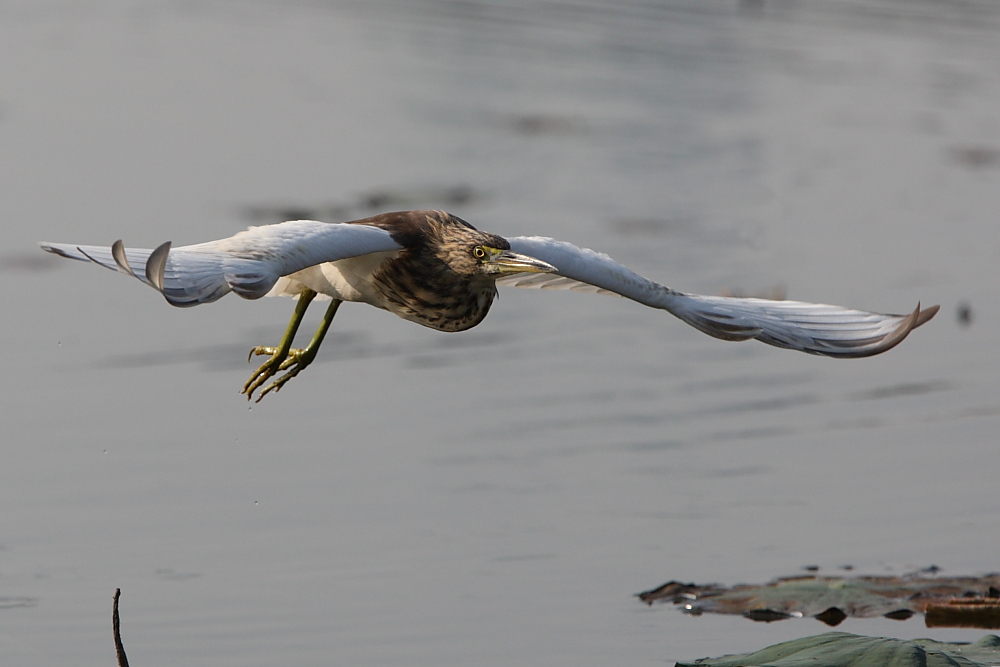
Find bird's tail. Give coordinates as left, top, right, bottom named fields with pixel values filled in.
left=39, top=240, right=274, bottom=307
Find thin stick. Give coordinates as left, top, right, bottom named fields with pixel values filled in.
left=113, top=588, right=130, bottom=667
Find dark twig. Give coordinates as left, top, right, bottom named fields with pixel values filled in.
left=113, top=588, right=130, bottom=667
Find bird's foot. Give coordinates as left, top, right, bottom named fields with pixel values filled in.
left=242, top=346, right=316, bottom=402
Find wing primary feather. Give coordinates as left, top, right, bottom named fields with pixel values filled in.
left=145, top=241, right=171, bottom=293
left=915, top=304, right=940, bottom=328
left=809, top=303, right=920, bottom=358
left=75, top=246, right=120, bottom=272
left=111, top=240, right=140, bottom=278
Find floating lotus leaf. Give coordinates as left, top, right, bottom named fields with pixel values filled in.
left=676, top=632, right=1000, bottom=667
left=638, top=571, right=1000, bottom=626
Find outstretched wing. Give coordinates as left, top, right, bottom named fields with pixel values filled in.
left=40, top=220, right=403, bottom=307
left=499, top=236, right=938, bottom=358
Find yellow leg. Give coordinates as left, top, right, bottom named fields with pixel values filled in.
left=242, top=289, right=342, bottom=401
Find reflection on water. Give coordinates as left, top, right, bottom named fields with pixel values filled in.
left=1, top=252, right=60, bottom=272
left=849, top=380, right=952, bottom=401
left=242, top=184, right=482, bottom=225
left=0, top=597, right=38, bottom=609
left=3, top=0, right=1000, bottom=665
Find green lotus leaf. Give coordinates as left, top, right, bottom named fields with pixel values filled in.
left=677, top=632, right=1000, bottom=667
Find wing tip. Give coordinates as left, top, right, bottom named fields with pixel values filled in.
left=914, top=302, right=939, bottom=329
left=877, top=302, right=923, bottom=355
left=828, top=302, right=934, bottom=359
left=39, top=242, right=83, bottom=261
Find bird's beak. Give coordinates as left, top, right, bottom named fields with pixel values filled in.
left=489, top=249, right=557, bottom=274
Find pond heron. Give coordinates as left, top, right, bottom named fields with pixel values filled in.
left=41, top=210, right=938, bottom=401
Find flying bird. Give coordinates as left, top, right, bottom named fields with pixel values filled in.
left=40, top=210, right=938, bottom=401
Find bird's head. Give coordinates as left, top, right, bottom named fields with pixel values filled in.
left=470, top=243, right=556, bottom=278
left=424, top=215, right=556, bottom=280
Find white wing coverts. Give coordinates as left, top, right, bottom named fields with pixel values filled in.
left=40, top=221, right=403, bottom=307
left=499, top=236, right=938, bottom=358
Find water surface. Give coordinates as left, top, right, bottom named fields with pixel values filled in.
left=1, top=1, right=998, bottom=664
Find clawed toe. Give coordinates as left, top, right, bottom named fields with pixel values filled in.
left=248, top=345, right=279, bottom=362
left=242, top=348, right=313, bottom=402
left=239, top=293, right=340, bottom=401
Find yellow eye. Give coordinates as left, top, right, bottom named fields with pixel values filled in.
left=473, top=246, right=487, bottom=259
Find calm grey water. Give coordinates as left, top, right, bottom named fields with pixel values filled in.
left=2, top=1, right=999, bottom=664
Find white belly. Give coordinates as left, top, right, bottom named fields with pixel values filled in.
left=264, top=250, right=400, bottom=305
